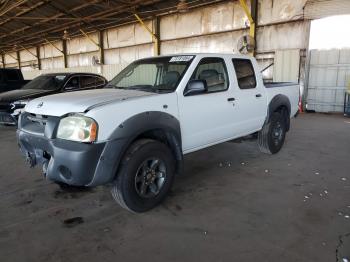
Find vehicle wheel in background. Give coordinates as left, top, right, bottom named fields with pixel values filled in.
left=111, top=139, right=176, bottom=213
left=258, top=111, right=287, bottom=154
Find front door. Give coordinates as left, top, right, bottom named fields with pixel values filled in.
left=178, top=57, right=237, bottom=152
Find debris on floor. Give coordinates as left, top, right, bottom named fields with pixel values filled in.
left=103, top=227, right=111, bottom=232
left=63, top=217, right=84, bottom=228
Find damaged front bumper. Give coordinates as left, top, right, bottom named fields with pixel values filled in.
left=17, top=112, right=126, bottom=187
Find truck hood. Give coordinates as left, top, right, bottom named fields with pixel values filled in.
left=25, top=88, right=155, bottom=116
left=0, top=89, right=54, bottom=103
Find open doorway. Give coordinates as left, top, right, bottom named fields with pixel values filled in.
left=306, top=15, right=350, bottom=112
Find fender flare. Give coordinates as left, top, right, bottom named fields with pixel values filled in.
left=90, top=111, right=183, bottom=185
left=267, top=94, right=291, bottom=131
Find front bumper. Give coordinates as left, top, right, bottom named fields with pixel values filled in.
left=17, top=113, right=127, bottom=187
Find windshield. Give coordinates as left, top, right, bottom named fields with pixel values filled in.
left=108, top=56, right=195, bottom=93
left=22, top=75, right=66, bottom=90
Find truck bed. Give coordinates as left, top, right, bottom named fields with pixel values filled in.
left=265, top=82, right=300, bottom=117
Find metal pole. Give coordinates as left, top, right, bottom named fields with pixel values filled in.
left=153, top=16, right=160, bottom=56
left=1, top=54, right=5, bottom=68
left=250, top=0, right=258, bottom=56
left=134, top=14, right=159, bottom=56
left=99, top=30, right=105, bottom=64
left=62, top=40, right=68, bottom=68
left=16, top=50, right=21, bottom=69
left=36, top=46, right=41, bottom=70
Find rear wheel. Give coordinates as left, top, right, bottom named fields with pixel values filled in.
left=258, top=111, right=287, bottom=154
left=111, top=139, right=175, bottom=212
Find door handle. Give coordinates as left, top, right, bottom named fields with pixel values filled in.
left=255, top=94, right=262, bottom=98
left=227, top=97, right=235, bottom=102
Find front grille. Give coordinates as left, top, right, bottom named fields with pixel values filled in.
left=20, top=113, right=60, bottom=138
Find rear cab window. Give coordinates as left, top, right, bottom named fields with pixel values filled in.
left=232, top=59, right=257, bottom=89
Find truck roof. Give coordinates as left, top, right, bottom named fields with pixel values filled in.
left=155, top=53, right=254, bottom=59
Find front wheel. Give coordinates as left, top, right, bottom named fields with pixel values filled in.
left=111, top=139, right=176, bottom=213
left=258, top=111, right=287, bottom=154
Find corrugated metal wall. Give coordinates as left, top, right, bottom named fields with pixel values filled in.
left=273, top=49, right=300, bottom=82
left=306, top=49, right=350, bottom=112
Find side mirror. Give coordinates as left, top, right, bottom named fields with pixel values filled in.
left=184, top=80, right=208, bottom=96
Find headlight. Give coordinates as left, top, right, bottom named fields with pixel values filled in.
left=57, top=115, right=98, bottom=143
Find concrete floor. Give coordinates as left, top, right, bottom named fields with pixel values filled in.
left=0, top=113, right=349, bottom=262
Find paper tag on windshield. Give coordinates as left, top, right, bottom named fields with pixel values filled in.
left=169, top=56, right=193, bottom=62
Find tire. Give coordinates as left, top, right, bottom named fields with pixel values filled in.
left=258, top=111, right=287, bottom=154
left=111, top=139, right=176, bottom=213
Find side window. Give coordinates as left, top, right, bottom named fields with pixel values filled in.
left=232, top=59, right=257, bottom=89
left=65, top=76, right=80, bottom=90
left=190, top=57, right=229, bottom=93
left=5, top=70, right=21, bottom=81
left=95, top=77, right=106, bottom=88
left=80, top=75, right=97, bottom=89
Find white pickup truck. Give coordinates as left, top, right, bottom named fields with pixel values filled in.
left=17, top=53, right=299, bottom=212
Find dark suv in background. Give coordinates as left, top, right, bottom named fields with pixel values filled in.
left=0, top=69, right=30, bottom=93
left=0, top=72, right=107, bottom=125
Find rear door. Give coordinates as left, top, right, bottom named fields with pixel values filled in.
left=231, top=58, right=267, bottom=133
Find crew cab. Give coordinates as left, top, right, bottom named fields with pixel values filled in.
left=0, top=73, right=107, bottom=125
left=17, top=53, right=299, bottom=212
left=0, top=68, right=30, bottom=93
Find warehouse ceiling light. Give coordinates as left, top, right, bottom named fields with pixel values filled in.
left=62, top=30, right=70, bottom=40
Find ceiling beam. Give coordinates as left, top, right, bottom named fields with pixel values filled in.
left=0, top=0, right=103, bottom=40
left=0, top=1, right=50, bottom=28
left=0, top=0, right=29, bottom=17
left=2, top=0, right=158, bottom=47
